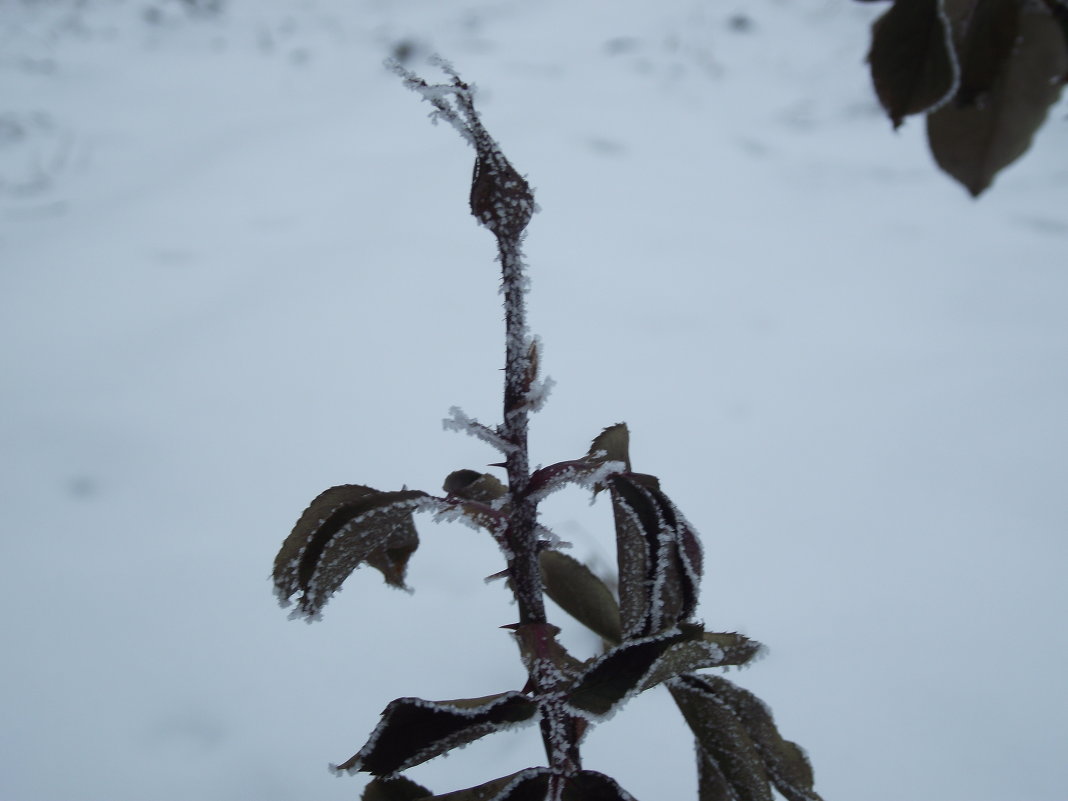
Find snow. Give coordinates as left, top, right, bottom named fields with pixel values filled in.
left=2, top=1, right=1067, bottom=801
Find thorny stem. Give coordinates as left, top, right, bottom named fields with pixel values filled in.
left=498, top=240, right=584, bottom=782
left=395, top=57, right=582, bottom=782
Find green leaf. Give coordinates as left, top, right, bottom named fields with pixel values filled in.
left=868, top=0, right=958, bottom=127
left=424, top=769, right=552, bottom=801
left=562, top=771, right=639, bottom=801
left=362, top=776, right=433, bottom=801
left=333, top=693, right=538, bottom=777
left=927, top=3, right=1068, bottom=195
left=273, top=485, right=431, bottom=619
left=539, top=550, right=623, bottom=644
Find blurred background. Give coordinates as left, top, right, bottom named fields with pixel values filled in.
left=1, top=1, right=1066, bottom=799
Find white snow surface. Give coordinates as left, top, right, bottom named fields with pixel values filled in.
left=2, top=1, right=1067, bottom=800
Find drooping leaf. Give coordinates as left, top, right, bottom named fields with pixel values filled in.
left=670, top=675, right=823, bottom=801
left=425, top=769, right=552, bottom=801
left=868, top=0, right=959, bottom=127
left=670, top=676, right=773, bottom=801
left=609, top=473, right=703, bottom=640
left=700, top=676, right=822, bottom=801
left=927, top=3, right=1068, bottom=195
left=562, top=770, right=639, bottom=801
left=954, top=0, right=1023, bottom=106
left=273, top=484, right=431, bottom=619
left=333, top=693, right=538, bottom=777
left=539, top=549, right=623, bottom=644
left=363, top=776, right=433, bottom=801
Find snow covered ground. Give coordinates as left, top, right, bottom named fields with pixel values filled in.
left=2, top=1, right=1067, bottom=799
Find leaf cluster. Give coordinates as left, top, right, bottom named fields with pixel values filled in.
left=862, top=0, right=1068, bottom=195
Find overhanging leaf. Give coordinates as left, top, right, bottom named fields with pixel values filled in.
left=868, top=0, right=959, bottom=127
left=539, top=549, right=623, bottom=644
left=927, top=3, right=1068, bottom=195
left=334, top=693, right=539, bottom=777
left=273, top=484, right=431, bottom=619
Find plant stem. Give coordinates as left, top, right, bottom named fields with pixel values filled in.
left=498, top=240, right=582, bottom=780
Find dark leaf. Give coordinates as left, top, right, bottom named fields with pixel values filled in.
left=1042, top=0, right=1068, bottom=71
left=955, top=0, right=1023, bottom=106
left=562, top=771, right=639, bottom=801
left=333, top=693, right=538, bottom=777
left=638, top=631, right=765, bottom=693
left=363, top=776, right=433, bottom=801
left=443, top=470, right=508, bottom=503
left=868, top=0, right=958, bottom=127
left=609, top=473, right=703, bottom=639
left=539, top=549, right=623, bottom=644
left=566, top=626, right=704, bottom=718
left=273, top=485, right=430, bottom=619
left=927, top=3, right=1068, bottom=195
left=425, top=769, right=552, bottom=801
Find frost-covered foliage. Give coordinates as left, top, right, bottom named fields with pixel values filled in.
left=862, top=0, right=1068, bottom=196
left=271, top=61, right=824, bottom=801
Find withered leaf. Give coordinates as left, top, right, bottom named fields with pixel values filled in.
left=539, top=549, right=623, bottom=644
left=334, top=693, right=538, bottom=777
left=273, top=484, right=431, bottom=619
left=868, top=0, right=958, bottom=127
left=928, top=3, right=1068, bottom=195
